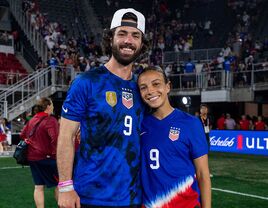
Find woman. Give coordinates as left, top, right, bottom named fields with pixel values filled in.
left=138, top=66, right=211, bottom=208
left=0, top=118, right=11, bottom=153
left=20, top=97, right=59, bottom=208
left=0, top=118, right=11, bottom=151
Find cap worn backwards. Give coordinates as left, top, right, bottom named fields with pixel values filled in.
left=110, top=8, right=145, bottom=34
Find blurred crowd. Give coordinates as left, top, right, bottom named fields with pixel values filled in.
left=17, top=0, right=267, bottom=80
left=216, top=113, right=267, bottom=131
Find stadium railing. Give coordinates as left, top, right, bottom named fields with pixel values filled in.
left=168, top=63, right=268, bottom=93
left=163, top=48, right=222, bottom=64
left=7, top=0, right=48, bottom=63
left=0, top=66, right=75, bottom=121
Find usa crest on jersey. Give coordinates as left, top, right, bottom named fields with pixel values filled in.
left=122, top=91, right=133, bottom=109
left=106, top=91, right=117, bottom=107
left=169, top=127, right=180, bottom=141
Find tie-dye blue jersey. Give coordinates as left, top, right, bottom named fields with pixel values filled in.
left=141, top=109, right=208, bottom=208
left=61, top=66, right=144, bottom=206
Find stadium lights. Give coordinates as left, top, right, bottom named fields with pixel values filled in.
left=182, top=96, right=191, bottom=113
left=182, top=96, right=191, bottom=106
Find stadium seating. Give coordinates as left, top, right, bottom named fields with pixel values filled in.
left=0, top=52, right=27, bottom=85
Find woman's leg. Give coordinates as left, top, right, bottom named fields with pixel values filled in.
left=0, top=142, right=3, bottom=153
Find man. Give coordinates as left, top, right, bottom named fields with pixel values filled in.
left=239, top=115, right=251, bottom=130
left=199, top=104, right=212, bottom=149
left=254, top=116, right=267, bottom=130
left=225, top=113, right=236, bottom=130
left=57, top=8, right=149, bottom=208
left=184, top=58, right=196, bottom=88
left=217, top=113, right=225, bottom=130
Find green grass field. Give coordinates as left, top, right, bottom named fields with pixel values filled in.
left=0, top=152, right=268, bottom=208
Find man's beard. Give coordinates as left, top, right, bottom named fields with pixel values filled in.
left=112, top=43, right=142, bottom=66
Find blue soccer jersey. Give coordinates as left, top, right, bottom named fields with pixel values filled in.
left=61, top=66, right=144, bottom=206
left=141, top=109, right=208, bottom=208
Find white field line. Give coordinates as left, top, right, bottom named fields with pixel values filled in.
left=212, top=188, right=268, bottom=200
left=0, top=166, right=29, bottom=170
left=0, top=167, right=268, bottom=201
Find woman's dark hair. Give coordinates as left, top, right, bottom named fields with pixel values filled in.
left=2, top=118, right=8, bottom=125
left=102, top=12, right=150, bottom=58
left=137, top=66, right=169, bottom=84
left=35, top=97, right=52, bottom=113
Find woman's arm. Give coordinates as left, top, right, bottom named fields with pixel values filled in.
left=193, top=154, right=211, bottom=208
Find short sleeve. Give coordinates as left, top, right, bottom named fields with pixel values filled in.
left=61, top=76, right=91, bottom=122
left=189, top=117, right=208, bottom=159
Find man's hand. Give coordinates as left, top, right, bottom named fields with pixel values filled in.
left=58, top=190, right=80, bottom=208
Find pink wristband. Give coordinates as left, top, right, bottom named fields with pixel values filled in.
left=58, top=180, right=73, bottom=187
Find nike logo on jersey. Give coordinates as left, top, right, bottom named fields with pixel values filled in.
left=140, top=131, right=147, bottom=136
left=62, top=106, right=68, bottom=113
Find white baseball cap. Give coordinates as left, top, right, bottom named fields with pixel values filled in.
left=110, top=8, right=145, bottom=34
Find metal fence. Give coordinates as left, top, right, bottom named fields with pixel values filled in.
left=163, top=48, right=222, bottom=64
left=0, top=66, right=76, bottom=120
left=168, top=64, right=268, bottom=91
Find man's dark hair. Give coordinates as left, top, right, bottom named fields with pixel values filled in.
left=200, top=103, right=208, bottom=109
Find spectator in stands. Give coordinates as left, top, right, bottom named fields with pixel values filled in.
left=20, top=97, right=59, bottom=208
left=57, top=8, right=149, bottom=208
left=184, top=58, right=196, bottom=88
left=204, top=20, right=212, bottom=36
left=195, top=60, right=203, bottom=74
left=217, top=52, right=224, bottom=70
left=12, top=30, right=20, bottom=51
left=254, top=116, right=267, bottom=130
left=238, top=114, right=252, bottom=130
left=202, top=62, right=216, bottom=87
left=223, top=44, right=232, bottom=58
left=35, top=59, right=46, bottom=71
left=225, top=113, right=236, bottom=130
left=48, top=54, right=60, bottom=81
left=164, top=64, right=172, bottom=77
left=6, top=69, right=15, bottom=85
left=223, top=57, right=232, bottom=87
left=245, top=54, right=254, bottom=71
left=235, top=61, right=247, bottom=86
left=217, top=113, right=226, bottom=130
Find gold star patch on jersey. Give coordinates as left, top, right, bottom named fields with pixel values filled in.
left=106, top=91, right=117, bottom=107
left=169, top=127, right=180, bottom=141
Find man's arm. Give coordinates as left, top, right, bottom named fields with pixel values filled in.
left=193, top=154, right=211, bottom=208
left=57, top=117, right=80, bottom=208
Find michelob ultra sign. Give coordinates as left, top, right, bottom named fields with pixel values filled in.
left=209, top=130, right=268, bottom=156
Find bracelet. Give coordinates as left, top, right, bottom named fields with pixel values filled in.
left=58, top=184, right=74, bottom=193
left=58, top=180, right=73, bottom=187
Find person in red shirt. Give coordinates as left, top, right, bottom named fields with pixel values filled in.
left=254, top=116, right=267, bottom=130
left=239, top=115, right=251, bottom=130
left=217, top=113, right=225, bottom=130
left=20, top=97, right=59, bottom=208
